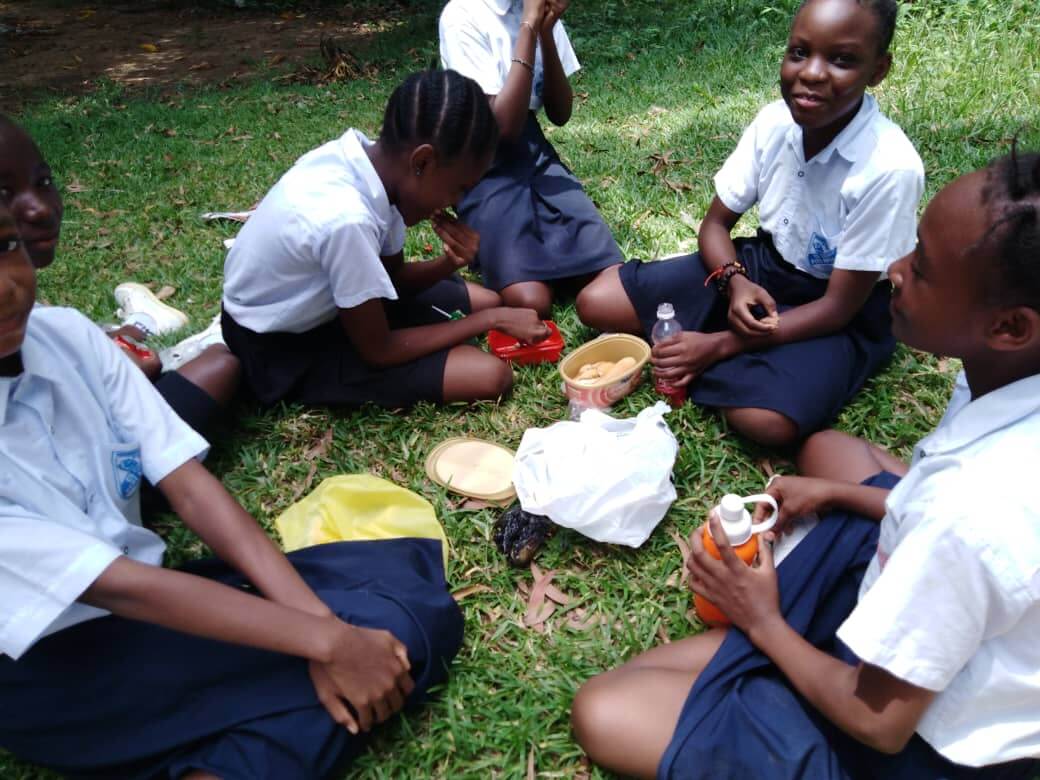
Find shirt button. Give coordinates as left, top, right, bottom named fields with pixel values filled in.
left=783, top=218, right=790, bottom=225
left=122, top=546, right=130, bottom=555
left=798, top=170, right=805, bottom=177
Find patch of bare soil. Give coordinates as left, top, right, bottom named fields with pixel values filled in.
left=0, top=1, right=412, bottom=108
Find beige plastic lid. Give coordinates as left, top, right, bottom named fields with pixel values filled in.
left=425, top=437, right=517, bottom=503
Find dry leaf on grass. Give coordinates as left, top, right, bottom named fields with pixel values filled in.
left=524, top=568, right=558, bottom=629
left=303, top=428, right=333, bottom=461
left=669, top=529, right=691, bottom=562
left=657, top=624, right=671, bottom=644
left=452, top=584, right=493, bottom=602
left=565, top=607, right=600, bottom=632
left=529, top=563, right=572, bottom=606
left=155, top=285, right=176, bottom=301
left=288, top=462, right=318, bottom=503
left=527, top=747, right=536, bottom=780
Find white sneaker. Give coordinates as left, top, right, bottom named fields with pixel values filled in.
left=159, top=312, right=226, bottom=371
left=114, top=282, right=189, bottom=337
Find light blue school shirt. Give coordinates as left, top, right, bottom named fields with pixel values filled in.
left=0, top=306, right=208, bottom=660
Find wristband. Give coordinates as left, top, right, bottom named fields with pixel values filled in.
left=520, top=19, right=537, bottom=35
left=703, top=260, right=748, bottom=296
left=511, top=56, right=534, bottom=74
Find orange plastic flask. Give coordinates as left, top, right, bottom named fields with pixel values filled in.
left=693, top=493, right=778, bottom=627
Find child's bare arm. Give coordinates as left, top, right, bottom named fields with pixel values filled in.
left=688, top=515, right=936, bottom=754
left=158, top=460, right=332, bottom=618
left=80, top=555, right=413, bottom=734
left=764, top=475, right=890, bottom=532
left=697, top=197, right=745, bottom=271
left=487, top=0, right=544, bottom=140
left=338, top=298, right=548, bottom=368
left=538, top=1, right=574, bottom=127
left=383, top=214, right=479, bottom=296
left=716, top=268, right=880, bottom=357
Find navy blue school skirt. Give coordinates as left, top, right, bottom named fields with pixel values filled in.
left=0, top=538, right=463, bottom=780
left=222, top=276, right=471, bottom=407
left=456, top=112, right=623, bottom=291
left=659, top=472, right=1040, bottom=780
left=618, top=234, right=895, bottom=436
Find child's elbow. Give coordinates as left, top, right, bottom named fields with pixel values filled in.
left=858, top=721, right=915, bottom=755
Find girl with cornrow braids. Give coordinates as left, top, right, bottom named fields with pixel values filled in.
left=439, top=0, right=625, bottom=318
left=222, top=69, right=549, bottom=409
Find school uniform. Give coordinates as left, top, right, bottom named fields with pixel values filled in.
left=660, top=372, right=1040, bottom=779
left=222, top=128, right=471, bottom=407
left=439, top=0, right=624, bottom=291
left=0, top=306, right=463, bottom=778
left=620, top=95, right=925, bottom=435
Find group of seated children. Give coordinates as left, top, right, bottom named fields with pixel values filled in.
left=0, top=0, right=1037, bottom=777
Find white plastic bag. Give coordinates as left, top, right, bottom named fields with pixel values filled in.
left=512, top=401, right=679, bottom=547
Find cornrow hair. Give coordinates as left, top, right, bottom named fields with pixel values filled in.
left=380, top=69, right=498, bottom=164
left=978, top=141, right=1040, bottom=309
left=797, top=0, right=898, bottom=54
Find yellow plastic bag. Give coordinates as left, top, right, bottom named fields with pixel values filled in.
left=275, top=474, right=449, bottom=568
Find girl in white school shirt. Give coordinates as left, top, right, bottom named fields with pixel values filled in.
left=439, top=0, right=624, bottom=318
left=222, top=69, right=549, bottom=409
left=572, top=151, right=1040, bottom=779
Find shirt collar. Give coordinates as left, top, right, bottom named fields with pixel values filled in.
left=339, top=128, right=392, bottom=220
left=789, top=93, right=878, bottom=166
left=0, top=307, right=62, bottom=424
left=918, top=370, right=1040, bottom=456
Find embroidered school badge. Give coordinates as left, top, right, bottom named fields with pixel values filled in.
left=806, top=232, right=837, bottom=267
left=111, top=447, right=143, bottom=500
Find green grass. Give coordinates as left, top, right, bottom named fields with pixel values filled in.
left=7, top=0, right=1040, bottom=777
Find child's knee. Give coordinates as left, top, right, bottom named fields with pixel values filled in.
left=723, top=407, right=800, bottom=448
left=571, top=678, right=612, bottom=752
left=465, top=282, right=502, bottom=312
left=501, top=282, right=552, bottom=319
left=474, top=356, right=513, bottom=400
left=575, top=267, right=633, bottom=332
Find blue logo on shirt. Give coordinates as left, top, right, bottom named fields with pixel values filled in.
left=806, top=232, right=837, bottom=267
left=111, top=447, right=142, bottom=500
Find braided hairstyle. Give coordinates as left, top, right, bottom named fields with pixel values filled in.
left=380, top=69, right=498, bottom=164
left=980, top=144, right=1040, bottom=310
left=797, top=0, right=899, bottom=54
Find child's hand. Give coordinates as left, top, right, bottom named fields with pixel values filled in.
left=108, top=326, right=162, bottom=380
left=687, top=512, right=782, bottom=634
left=310, top=621, right=414, bottom=735
left=542, top=0, right=569, bottom=31
left=432, top=211, right=479, bottom=269
left=760, top=475, right=834, bottom=535
left=651, top=331, right=728, bottom=386
left=727, top=276, right=779, bottom=338
left=522, top=0, right=547, bottom=28
left=490, top=307, right=551, bottom=344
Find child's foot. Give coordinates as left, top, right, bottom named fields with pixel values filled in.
left=159, top=312, right=225, bottom=371
left=114, top=282, right=189, bottom=337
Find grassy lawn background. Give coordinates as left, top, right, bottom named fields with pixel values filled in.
left=6, top=0, right=1039, bottom=777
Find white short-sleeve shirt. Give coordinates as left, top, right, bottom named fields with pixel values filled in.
left=439, top=0, right=580, bottom=113
left=0, top=306, right=209, bottom=660
left=838, top=371, right=1040, bottom=766
left=223, top=129, right=403, bottom=334
left=714, top=95, right=924, bottom=278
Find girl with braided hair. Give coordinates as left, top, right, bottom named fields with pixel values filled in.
left=221, top=69, right=549, bottom=408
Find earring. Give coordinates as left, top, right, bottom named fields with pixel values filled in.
left=415, top=168, right=422, bottom=177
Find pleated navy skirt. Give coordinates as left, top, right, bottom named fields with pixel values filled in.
left=659, top=472, right=1040, bottom=780
left=0, top=539, right=463, bottom=780
left=618, top=232, right=895, bottom=436
left=456, top=112, right=623, bottom=291
left=222, top=276, right=471, bottom=408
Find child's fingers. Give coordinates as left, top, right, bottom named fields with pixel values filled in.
left=393, top=641, right=411, bottom=672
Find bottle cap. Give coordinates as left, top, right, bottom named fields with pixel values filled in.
left=656, top=302, right=675, bottom=320
left=715, top=493, right=752, bottom=545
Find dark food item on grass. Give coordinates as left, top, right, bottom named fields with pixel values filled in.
left=493, top=505, right=556, bottom=567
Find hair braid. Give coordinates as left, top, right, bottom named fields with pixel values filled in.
left=380, top=69, right=498, bottom=164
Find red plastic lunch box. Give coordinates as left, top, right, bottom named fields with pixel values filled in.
left=487, top=321, right=564, bottom=365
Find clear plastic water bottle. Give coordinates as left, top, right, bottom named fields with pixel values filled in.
left=651, top=302, right=687, bottom=407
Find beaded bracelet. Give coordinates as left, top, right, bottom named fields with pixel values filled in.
left=511, top=56, right=534, bottom=74
left=703, top=260, right=748, bottom=296
left=520, top=19, right=537, bottom=35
